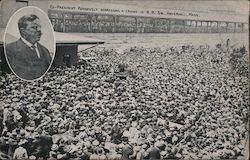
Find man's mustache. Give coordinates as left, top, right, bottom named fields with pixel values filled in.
left=36, top=32, right=42, bottom=36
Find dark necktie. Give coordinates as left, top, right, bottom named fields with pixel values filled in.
left=30, top=45, right=40, bottom=58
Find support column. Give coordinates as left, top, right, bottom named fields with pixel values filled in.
left=195, top=21, right=197, bottom=33
left=241, top=23, right=244, bottom=32
left=135, top=17, right=138, bottom=33
left=183, top=20, right=186, bottom=33
left=114, top=16, right=118, bottom=33
left=216, top=22, right=219, bottom=33
left=226, top=22, right=229, bottom=33
left=234, top=23, right=236, bottom=33
left=62, top=14, right=66, bottom=32
left=112, top=15, right=115, bottom=33
left=72, top=13, right=76, bottom=32
left=152, top=18, right=156, bottom=33
left=201, top=21, right=203, bottom=33
left=206, top=21, right=209, bottom=33
left=168, top=19, right=171, bottom=33
left=89, top=14, right=93, bottom=33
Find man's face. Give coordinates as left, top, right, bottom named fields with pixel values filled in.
left=22, top=18, right=42, bottom=44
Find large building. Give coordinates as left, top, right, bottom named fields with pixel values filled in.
left=0, top=0, right=248, bottom=34
left=47, top=1, right=248, bottom=33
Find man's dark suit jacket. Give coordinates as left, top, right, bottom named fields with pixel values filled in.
left=5, top=38, right=52, bottom=80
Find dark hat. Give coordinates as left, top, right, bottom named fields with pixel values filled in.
left=148, top=147, right=161, bottom=159
left=122, top=145, right=133, bottom=156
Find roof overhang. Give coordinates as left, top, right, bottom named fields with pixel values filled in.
left=0, top=28, right=105, bottom=46
left=55, top=32, right=104, bottom=46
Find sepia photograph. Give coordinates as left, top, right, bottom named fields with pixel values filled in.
left=4, top=6, right=55, bottom=81
left=0, top=0, right=249, bottom=159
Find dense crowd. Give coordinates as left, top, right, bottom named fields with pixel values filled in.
left=0, top=44, right=248, bottom=159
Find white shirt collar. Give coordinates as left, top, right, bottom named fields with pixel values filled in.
left=21, top=37, right=40, bottom=58
left=21, top=37, right=37, bottom=48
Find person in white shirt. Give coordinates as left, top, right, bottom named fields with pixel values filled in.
left=13, top=140, right=28, bottom=159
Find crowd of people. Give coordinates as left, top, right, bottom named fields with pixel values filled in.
left=0, top=44, right=248, bottom=159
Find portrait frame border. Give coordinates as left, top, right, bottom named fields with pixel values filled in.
left=3, top=5, right=56, bottom=82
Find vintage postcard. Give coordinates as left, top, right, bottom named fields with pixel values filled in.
left=0, top=0, right=249, bottom=159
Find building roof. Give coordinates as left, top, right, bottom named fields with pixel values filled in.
left=55, top=32, right=104, bottom=46
left=0, top=28, right=105, bottom=45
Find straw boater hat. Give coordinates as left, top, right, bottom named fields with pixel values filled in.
left=18, top=139, right=27, bottom=146
left=29, top=155, right=36, bottom=160
left=51, top=144, right=59, bottom=151
left=94, top=127, right=102, bottom=133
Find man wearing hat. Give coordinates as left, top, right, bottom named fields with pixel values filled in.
left=111, top=124, right=123, bottom=144
left=121, top=144, right=133, bottom=160
left=30, top=133, right=52, bottom=159
left=0, top=137, right=10, bottom=159
left=0, top=107, right=4, bottom=135
left=148, top=147, right=161, bottom=160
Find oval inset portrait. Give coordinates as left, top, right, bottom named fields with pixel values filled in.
left=4, top=6, right=55, bottom=81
